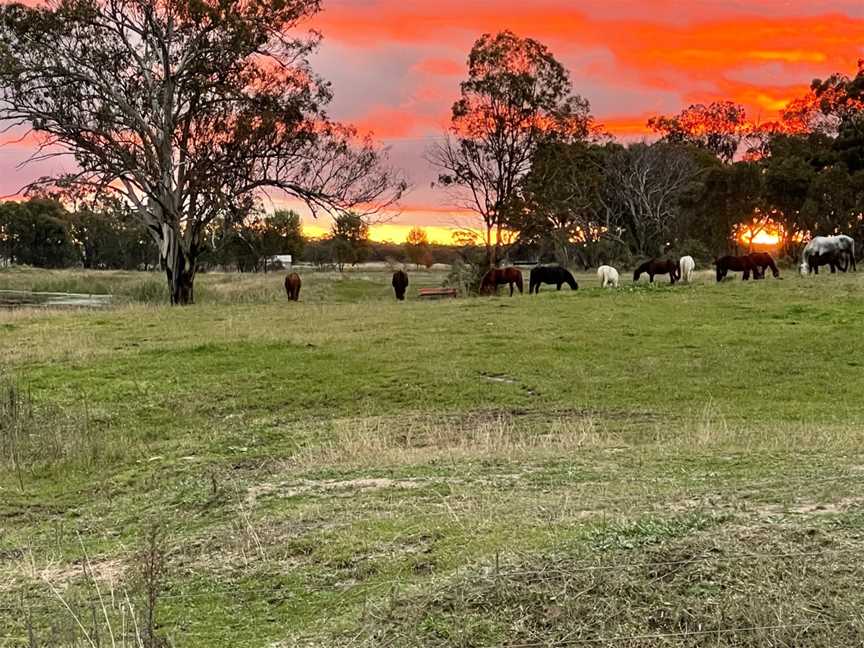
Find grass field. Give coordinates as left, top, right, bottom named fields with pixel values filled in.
left=2, top=265, right=864, bottom=647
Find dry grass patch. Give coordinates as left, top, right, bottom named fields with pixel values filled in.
left=299, top=410, right=621, bottom=469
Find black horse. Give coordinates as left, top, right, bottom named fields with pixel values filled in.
left=392, top=270, right=409, bottom=300
left=633, top=259, right=679, bottom=284
left=808, top=250, right=847, bottom=274
left=529, top=266, right=578, bottom=294
left=748, top=252, right=780, bottom=279
left=715, top=253, right=779, bottom=282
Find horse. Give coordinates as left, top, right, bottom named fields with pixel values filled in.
left=284, top=272, right=302, bottom=301
left=806, top=250, right=845, bottom=274
left=801, top=235, right=856, bottom=274
left=633, top=259, right=679, bottom=284
left=529, top=266, right=578, bottom=294
left=748, top=252, right=780, bottom=279
left=714, top=255, right=755, bottom=282
left=480, top=267, right=524, bottom=296
left=392, top=269, right=409, bottom=300
left=597, top=265, right=619, bottom=288
left=679, top=256, right=695, bottom=283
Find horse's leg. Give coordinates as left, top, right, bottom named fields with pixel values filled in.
left=557, top=283, right=562, bottom=291
left=649, top=273, right=655, bottom=283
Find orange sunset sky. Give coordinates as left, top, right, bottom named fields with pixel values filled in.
left=2, top=0, right=864, bottom=244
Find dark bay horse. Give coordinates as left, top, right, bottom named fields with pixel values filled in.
left=529, top=266, right=578, bottom=294
left=714, top=255, right=754, bottom=281
left=480, top=267, right=524, bottom=296
left=633, top=259, right=679, bottom=284
left=284, top=272, right=302, bottom=301
left=392, top=270, right=409, bottom=300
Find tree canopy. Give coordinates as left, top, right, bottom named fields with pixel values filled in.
left=0, top=0, right=404, bottom=303
left=429, top=30, right=599, bottom=268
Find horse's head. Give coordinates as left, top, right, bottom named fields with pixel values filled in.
left=799, top=261, right=809, bottom=276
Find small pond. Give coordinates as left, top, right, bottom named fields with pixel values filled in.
left=0, top=290, right=113, bottom=309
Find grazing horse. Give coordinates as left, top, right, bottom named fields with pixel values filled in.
left=480, top=267, right=524, bottom=296
left=714, top=255, right=755, bottom=282
left=597, top=265, right=620, bottom=288
left=679, top=256, right=696, bottom=283
left=633, top=259, right=679, bottom=284
left=392, top=270, right=409, bottom=300
left=801, top=235, right=856, bottom=274
left=748, top=252, right=780, bottom=279
left=806, top=250, right=845, bottom=274
left=284, top=272, right=302, bottom=301
left=529, top=266, right=578, bottom=294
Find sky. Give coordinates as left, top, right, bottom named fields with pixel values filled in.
left=298, top=0, right=864, bottom=242
left=2, top=0, right=864, bottom=244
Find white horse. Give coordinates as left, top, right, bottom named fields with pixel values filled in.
left=800, top=235, right=856, bottom=275
left=597, top=265, right=620, bottom=288
left=679, top=256, right=695, bottom=283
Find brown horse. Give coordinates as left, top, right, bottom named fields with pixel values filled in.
left=284, top=272, right=301, bottom=301
left=392, top=270, right=409, bottom=300
left=480, top=267, right=524, bottom=296
left=633, top=259, right=679, bottom=284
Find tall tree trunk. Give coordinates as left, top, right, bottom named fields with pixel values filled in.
left=483, top=220, right=495, bottom=270
left=160, top=224, right=197, bottom=305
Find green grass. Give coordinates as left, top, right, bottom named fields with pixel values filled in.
left=2, top=266, right=864, bottom=646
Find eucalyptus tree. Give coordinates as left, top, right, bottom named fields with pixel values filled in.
left=429, top=30, right=597, bottom=268
left=600, top=143, right=701, bottom=257
left=0, top=0, right=403, bottom=303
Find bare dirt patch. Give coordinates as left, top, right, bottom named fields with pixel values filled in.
left=757, top=496, right=864, bottom=517
left=3, top=555, right=126, bottom=592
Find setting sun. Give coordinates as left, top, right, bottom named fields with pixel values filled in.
left=740, top=228, right=782, bottom=247
left=301, top=222, right=472, bottom=245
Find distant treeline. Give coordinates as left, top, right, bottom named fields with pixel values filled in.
left=0, top=200, right=466, bottom=272
left=0, top=199, right=159, bottom=270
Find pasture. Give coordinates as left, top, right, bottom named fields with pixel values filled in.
left=2, top=265, right=864, bottom=647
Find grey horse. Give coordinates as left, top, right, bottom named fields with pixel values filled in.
left=800, top=235, right=856, bottom=275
